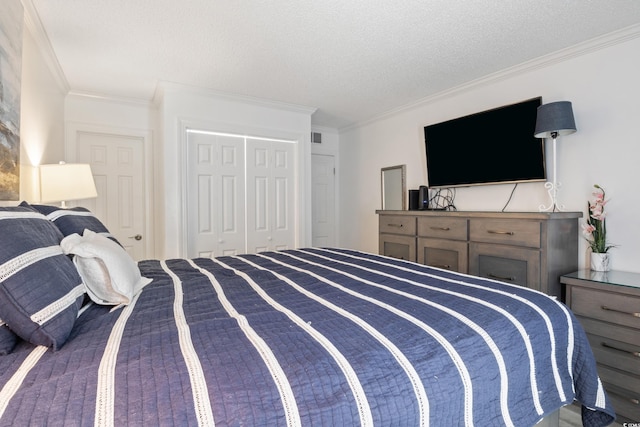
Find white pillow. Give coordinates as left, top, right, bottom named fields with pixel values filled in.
left=61, top=229, right=152, bottom=305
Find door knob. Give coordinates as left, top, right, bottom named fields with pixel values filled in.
left=129, top=234, right=142, bottom=241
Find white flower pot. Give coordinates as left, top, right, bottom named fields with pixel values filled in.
left=590, top=253, right=611, bottom=272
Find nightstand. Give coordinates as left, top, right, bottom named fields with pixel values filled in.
left=561, top=270, right=640, bottom=424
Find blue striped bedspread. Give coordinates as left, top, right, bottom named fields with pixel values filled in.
left=0, top=248, right=615, bottom=426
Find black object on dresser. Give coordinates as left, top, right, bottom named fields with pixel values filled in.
left=562, top=270, right=640, bottom=424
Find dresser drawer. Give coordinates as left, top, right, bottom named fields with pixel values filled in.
left=570, top=286, right=640, bottom=330
left=597, top=366, right=640, bottom=422
left=576, top=316, right=640, bottom=347
left=417, top=217, right=467, bottom=241
left=469, top=219, right=541, bottom=248
left=379, top=215, right=416, bottom=236
left=606, top=387, right=640, bottom=424
left=587, top=333, right=640, bottom=376
left=379, top=233, right=416, bottom=262
left=417, top=238, right=468, bottom=273
left=469, top=243, right=540, bottom=289
left=597, top=365, right=640, bottom=397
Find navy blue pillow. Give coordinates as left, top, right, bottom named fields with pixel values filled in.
left=21, top=202, right=121, bottom=246
left=0, top=207, right=84, bottom=350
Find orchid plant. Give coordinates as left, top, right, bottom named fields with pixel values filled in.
left=583, top=184, right=614, bottom=253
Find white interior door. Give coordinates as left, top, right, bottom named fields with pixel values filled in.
left=245, top=138, right=296, bottom=253
left=186, top=132, right=245, bottom=258
left=75, top=131, right=147, bottom=260
left=312, top=154, right=336, bottom=247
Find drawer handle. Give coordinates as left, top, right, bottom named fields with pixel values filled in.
left=605, top=388, right=640, bottom=405
left=387, top=223, right=404, bottom=228
left=601, top=305, right=640, bottom=318
left=601, top=342, right=640, bottom=358
left=488, top=273, right=516, bottom=282
left=487, top=230, right=515, bottom=235
left=433, top=264, right=451, bottom=269
left=430, top=226, right=451, bottom=231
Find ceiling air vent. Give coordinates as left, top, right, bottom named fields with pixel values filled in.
left=311, top=132, right=322, bottom=144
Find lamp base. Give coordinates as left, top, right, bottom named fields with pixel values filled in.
left=539, top=181, right=564, bottom=212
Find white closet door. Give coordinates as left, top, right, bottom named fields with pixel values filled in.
left=245, top=138, right=296, bottom=253
left=269, top=141, right=296, bottom=250
left=186, top=132, right=245, bottom=258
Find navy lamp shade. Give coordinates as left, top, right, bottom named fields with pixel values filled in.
left=534, top=101, right=576, bottom=139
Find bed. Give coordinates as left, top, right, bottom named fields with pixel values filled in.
left=0, top=205, right=615, bottom=426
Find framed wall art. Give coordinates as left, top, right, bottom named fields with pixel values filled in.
left=0, top=0, right=24, bottom=201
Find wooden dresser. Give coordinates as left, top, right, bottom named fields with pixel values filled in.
left=377, top=210, right=581, bottom=298
left=562, top=270, right=640, bottom=424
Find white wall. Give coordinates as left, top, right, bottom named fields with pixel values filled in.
left=63, top=93, right=157, bottom=257
left=311, top=126, right=340, bottom=157
left=156, top=83, right=315, bottom=258
left=18, top=18, right=66, bottom=202
left=339, top=27, right=640, bottom=272
left=65, top=94, right=155, bottom=132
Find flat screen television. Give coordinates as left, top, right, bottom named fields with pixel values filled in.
left=424, top=97, right=545, bottom=188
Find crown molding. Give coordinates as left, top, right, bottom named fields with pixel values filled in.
left=66, top=90, right=155, bottom=108
left=21, top=0, right=69, bottom=94
left=311, top=124, right=339, bottom=134
left=342, top=23, right=640, bottom=133
left=155, top=81, right=317, bottom=116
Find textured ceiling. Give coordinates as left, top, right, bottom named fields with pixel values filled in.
left=28, top=0, right=640, bottom=129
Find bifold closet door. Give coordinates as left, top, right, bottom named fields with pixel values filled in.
left=186, top=132, right=245, bottom=258
left=245, top=138, right=296, bottom=253
left=186, top=132, right=297, bottom=258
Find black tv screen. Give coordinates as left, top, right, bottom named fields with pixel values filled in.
left=424, top=97, right=546, bottom=188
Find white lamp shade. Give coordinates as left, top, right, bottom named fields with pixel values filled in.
left=39, top=163, right=98, bottom=203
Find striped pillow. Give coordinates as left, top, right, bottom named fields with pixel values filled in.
left=0, top=207, right=85, bottom=350
left=21, top=202, right=121, bottom=246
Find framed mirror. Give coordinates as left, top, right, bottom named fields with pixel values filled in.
left=381, top=164, right=406, bottom=210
